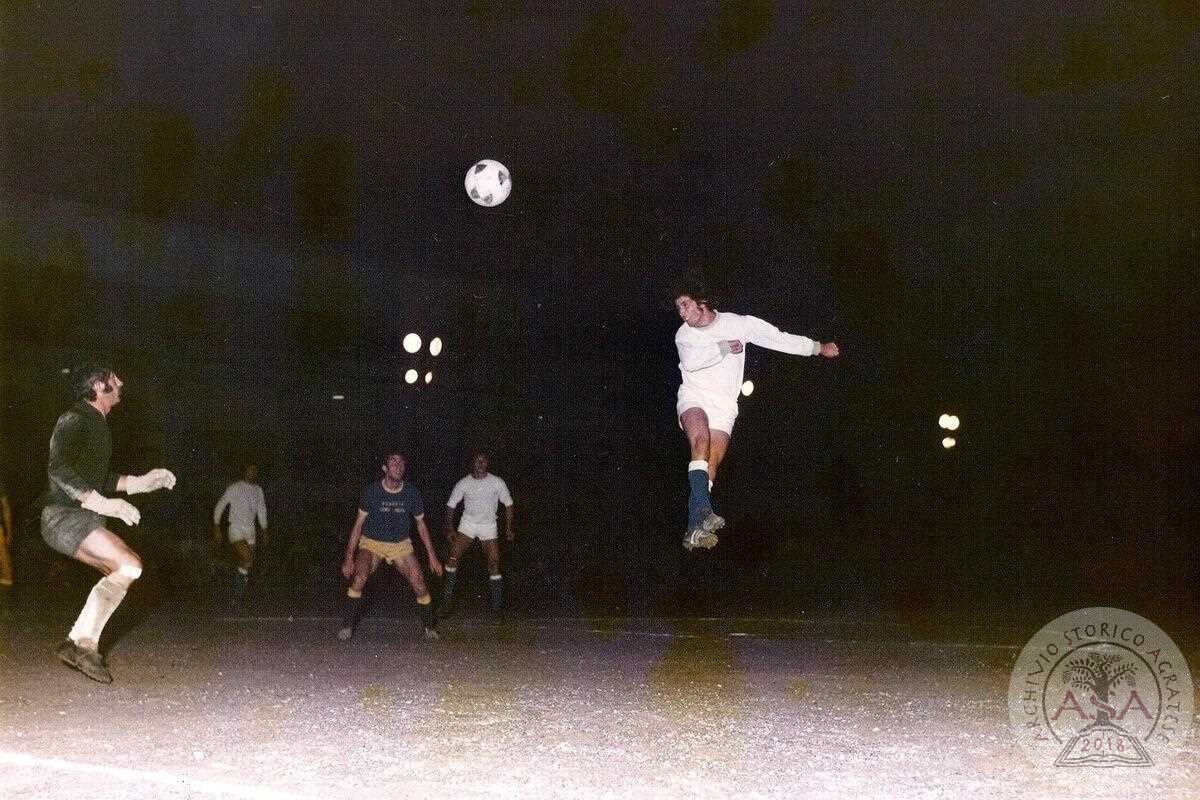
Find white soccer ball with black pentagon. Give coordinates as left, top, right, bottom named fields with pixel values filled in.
left=464, top=159, right=512, bottom=207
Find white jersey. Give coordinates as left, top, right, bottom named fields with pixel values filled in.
left=446, top=473, right=513, bottom=535
left=213, top=480, right=267, bottom=539
left=676, top=311, right=820, bottom=412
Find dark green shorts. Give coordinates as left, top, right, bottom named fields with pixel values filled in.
left=41, top=505, right=104, bottom=556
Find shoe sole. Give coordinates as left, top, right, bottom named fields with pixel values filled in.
left=700, top=512, right=726, bottom=534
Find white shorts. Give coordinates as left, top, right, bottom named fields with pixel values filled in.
left=228, top=529, right=256, bottom=546
left=676, top=388, right=738, bottom=435
left=457, top=520, right=499, bottom=542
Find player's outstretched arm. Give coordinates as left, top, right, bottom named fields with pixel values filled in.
left=415, top=516, right=442, bottom=576
left=744, top=315, right=833, bottom=358
left=504, top=504, right=515, bottom=542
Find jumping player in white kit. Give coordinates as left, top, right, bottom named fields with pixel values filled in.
left=673, top=279, right=839, bottom=550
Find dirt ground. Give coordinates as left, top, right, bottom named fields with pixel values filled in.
left=1, top=602, right=1196, bottom=800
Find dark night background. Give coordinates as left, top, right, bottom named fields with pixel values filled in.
left=0, top=1, right=1196, bottom=628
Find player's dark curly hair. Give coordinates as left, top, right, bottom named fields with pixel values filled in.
left=671, top=275, right=714, bottom=308
left=70, top=363, right=115, bottom=401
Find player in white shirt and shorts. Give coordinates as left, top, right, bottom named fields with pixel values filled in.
left=440, top=452, right=514, bottom=615
left=212, top=463, right=268, bottom=595
left=673, top=278, right=839, bottom=551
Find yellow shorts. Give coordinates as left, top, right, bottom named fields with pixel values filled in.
left=358, top=536, right=414, bottom=564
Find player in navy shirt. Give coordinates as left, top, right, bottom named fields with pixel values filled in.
left=338, top=451, right=443, bottom=640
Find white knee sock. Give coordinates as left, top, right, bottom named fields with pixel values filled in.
left=68, top=576, right=128, bottom=651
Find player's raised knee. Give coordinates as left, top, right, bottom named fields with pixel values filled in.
left=110, top=559, right=142, bottom=589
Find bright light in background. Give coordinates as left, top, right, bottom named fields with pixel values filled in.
left=429, top=337, right=443, bottom=356
left=404, top=369, right=418, bottom=384
left=942, top=437, right=956, bottom=449
left=741, top=380, right=754, bottom=397
left=331, top=394, right=345, bottom=401
left=403, top=333, right=422, bottom=354
left=61, top=367, right=70, bottom=374
left=938, top=413, right=961, bottom=431
left=424, top=371, right=433, bottom=384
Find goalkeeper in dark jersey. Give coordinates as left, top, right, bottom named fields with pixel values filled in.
left=41, top=364, right=176, bottom=683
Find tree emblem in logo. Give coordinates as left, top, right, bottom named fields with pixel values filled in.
left=1008, top=607, right=1193, bottom=768
left=1053, top=652, right=1153, bottom=766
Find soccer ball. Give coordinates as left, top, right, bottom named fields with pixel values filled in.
left=464, top=159, right=512, bottom=207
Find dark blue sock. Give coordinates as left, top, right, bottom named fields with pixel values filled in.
left=489, top=575, right=503, bottom=611
left=440, top=567, right=458, bottom=607
left=687, top=460, right=711, bottom=528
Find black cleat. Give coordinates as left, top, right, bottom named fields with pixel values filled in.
left=56, top=639, right=113, bottom=684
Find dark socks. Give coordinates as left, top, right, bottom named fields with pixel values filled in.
left=440, top=567, right=458, bottom=609
left=342, top=596, right=363, bottom=629
left=418, top=598, right=435, bottom=630
left=687, top=460, right=712, bottom=528
left=489, top=575, right=503, bottom=612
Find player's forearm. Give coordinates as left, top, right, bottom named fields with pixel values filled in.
left=747, top=319, right=820, bottom=356
left=504, top=506, right=514, bottom=532
left=416, top=523, right=439, bottom=563
left=344, top=525, right=364, bottom=560
left=755, top=330, right=819, bottom=355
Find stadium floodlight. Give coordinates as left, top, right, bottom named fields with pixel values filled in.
left=741, top=380, right=754, bottom=397
left=424, top=371, right=433, bottom=384
left=403, top=333, right=422, bottom=354
left=939, top=413, right=961, bottom=431
left=429, top=337, right=443, bottom=356
left=331, top=394, right=345, bottom=401
left=942, top=437, right=956, bottom=449
left=405, top=369, right=418, bottom=384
